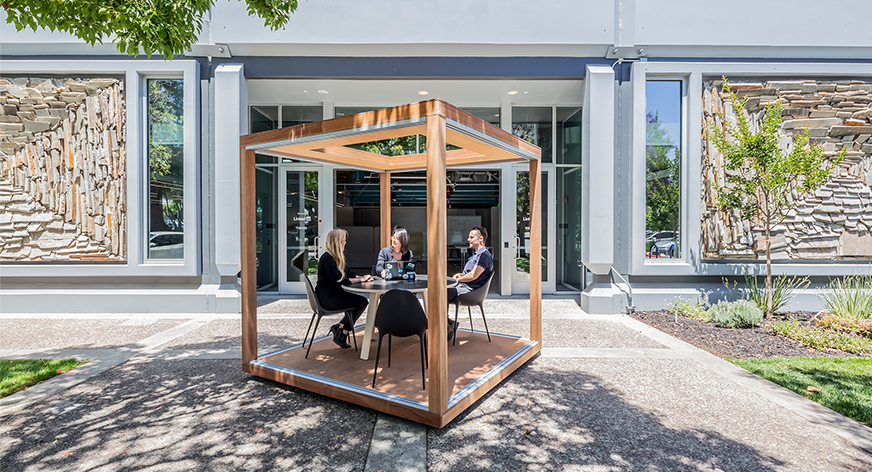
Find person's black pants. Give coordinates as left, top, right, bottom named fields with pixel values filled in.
left=323, top=293, right=368, bottom=330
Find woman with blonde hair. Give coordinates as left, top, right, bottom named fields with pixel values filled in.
left=315, top=228, right=373, bottom=349
left=374, top=226, right=413, bottom=278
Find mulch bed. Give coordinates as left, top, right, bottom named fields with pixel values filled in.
left=630, top=310, right=863, bottom=359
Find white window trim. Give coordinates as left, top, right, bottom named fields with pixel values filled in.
left=631, top=61, right=872, bottom=277
left=1, top=60, right=200, bottom=277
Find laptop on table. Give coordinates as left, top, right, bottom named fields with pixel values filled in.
left=384, top=261, right=416, bottom=280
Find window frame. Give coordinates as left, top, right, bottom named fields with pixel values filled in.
left=1, top=60, right=200, bottom=277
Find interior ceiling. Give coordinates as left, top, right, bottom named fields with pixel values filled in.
left=246, top=79, right=584, bottom=107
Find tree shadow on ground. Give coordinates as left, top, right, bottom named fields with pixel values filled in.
left=428, top=360, right=872, bottom=471
left=0, top=359, right=375, bottom=472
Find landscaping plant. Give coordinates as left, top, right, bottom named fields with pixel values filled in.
left=742, top=271, right=809, bottom=315
left=666, top=293, right=710, bottom=321
left=819, top=275, right=872, bottom=320
left=708, top=299, right=763, bottom=328
left=707, top=77, right=843, bottom=318
left=771, top=320, right=872, bottom=356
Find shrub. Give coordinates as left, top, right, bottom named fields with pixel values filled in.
left=709, top=299, right=763, bottom=328
left=819, top=275, right=872, bottom=319
left=742, top=271, right=809, bottom=314
left=815, top=315, right=872, bottom=339
left=666, top=293, right=710, bottom=321
left=772, top=320, right=872, bottom=356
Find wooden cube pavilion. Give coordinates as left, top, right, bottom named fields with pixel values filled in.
left=239, top=99, right=542, bottom=427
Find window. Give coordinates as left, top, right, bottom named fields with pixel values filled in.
left=147, top=79, right=184, bottom=259
left=645, top=81, right=682, bottom=260
left=512, top=107, right=553, bottom=163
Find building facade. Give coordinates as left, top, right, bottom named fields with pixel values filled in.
left=1, top=1, right=871, bottom=314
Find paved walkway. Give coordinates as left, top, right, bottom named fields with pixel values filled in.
left=1, top=298, right=870, bottom=471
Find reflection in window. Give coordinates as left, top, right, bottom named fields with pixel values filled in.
left=512, top=107, right=553, bottom=163
left=147, top=79, right=184, bottom=259
left=645, top=81, right=681, bottom=259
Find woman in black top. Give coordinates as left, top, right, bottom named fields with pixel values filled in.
left=316, top=228, right=372, bottom=348
left=374, top=226, right=413, bottom=278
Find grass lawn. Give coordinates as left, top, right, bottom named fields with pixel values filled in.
left=0, top=358, right=88, bottom=398
left=729, top=356, right=872, bottom=426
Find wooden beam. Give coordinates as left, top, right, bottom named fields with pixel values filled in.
left=529, top=159, right=542, bottom=343
left=241, top=147, right=258, bottom=369
left=380, top=172, right=391, bottom=247
left=426, top=113, right=448, bottom=416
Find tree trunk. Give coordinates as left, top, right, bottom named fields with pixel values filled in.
left=764, top=194, right=773, bottom=319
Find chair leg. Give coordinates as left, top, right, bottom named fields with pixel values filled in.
left=388, top=334, right=392, bottom=368
left=480, top=304, right=491, bottom=342
left=468, top=306, right=474, bottom=333
left=305, top=314, right=323, bottom=359
left=423, top=333, right=428, bottom=369
left=372, top=334, right=384, bottom=388
left=419, top=334, right=426, bottom=391
left=303, top=312, right=317, bottom=354
left=350, top=325, right=358, bottom=352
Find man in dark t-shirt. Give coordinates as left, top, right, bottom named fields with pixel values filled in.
left=447, top=226, right=493, bottom=340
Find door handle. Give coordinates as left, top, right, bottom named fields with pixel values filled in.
left=515, top=236, right=521, bottom=259
left=313, top=236, right=319, bottom=257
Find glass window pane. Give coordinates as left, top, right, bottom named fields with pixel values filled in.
left=557, top=107, right=582, bottom=165
left=645, top=81, right=682, bottom=260
left=147, top=79, right=184, bottom=260
left=461, top=107, right=500, bottom=127
left=512, top=107, right=553, bottom=163
left=250, top=106, right=278, bottom=133
left=282, top=106, right=322, bottom=128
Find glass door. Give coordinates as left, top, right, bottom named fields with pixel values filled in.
left=279, top=169, right=320, bottom=293
left=511, top=168, right=553, bottom=294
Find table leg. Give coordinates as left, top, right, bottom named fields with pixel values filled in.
left=360, top=293, right=379, bottom=360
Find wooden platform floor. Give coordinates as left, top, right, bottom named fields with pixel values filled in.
left=258, top=328, right=530, bottom=404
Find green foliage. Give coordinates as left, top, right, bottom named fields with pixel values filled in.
left=815, top=315, right=872, bottom=339
left=772, top=319, right=872, bottom=355
left=645, top=112, right=680, bottom=235
left=2, top=1, right=298, bottom=59
left=1, top=358, right=87, bottom=398
left=347, top=136, right=423, bottom=156
left=516, top=257, right=530, bottom=274
left=148, top=80, right=184, bottom=179
left=819, top=275, right=872, bottom=319
left=729, top=357, right=872, bottom=426
left=741, top=271, right=809, bottom=314
left=708, top=299, right=763, bottom=328
left=666, top=294, right=710, bottom=321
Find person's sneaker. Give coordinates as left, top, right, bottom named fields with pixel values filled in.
left=330, top=324, right=351, bottom=349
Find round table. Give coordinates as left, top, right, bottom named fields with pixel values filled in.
left=345, top=276, right=457, bottom=360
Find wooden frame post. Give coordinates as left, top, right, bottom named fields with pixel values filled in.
left=529, top=159, right=542, bottom=343
left=380, top=172, right=391, bottom=247
left=425, top=113, right=448, bottom=415
left=241, top=147, right=258, bottom=369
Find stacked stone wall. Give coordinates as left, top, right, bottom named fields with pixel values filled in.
left=702, top=79, right=872, bottom=260
left=0, top=77, right=126, bottom=261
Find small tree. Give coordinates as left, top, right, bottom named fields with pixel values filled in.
left=707, top=78, right=843, bottom=317
left=3, top=1, right=298, bottom=58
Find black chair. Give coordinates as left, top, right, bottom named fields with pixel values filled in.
left=451, top=271, right=495, bottom=346
left=371, top=289, right=428, bottom=390
left=302, top=275, right=358, bottom=358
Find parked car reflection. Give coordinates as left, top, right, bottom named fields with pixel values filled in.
left=650, top=239, right=676, bottom=258
left=149, top=231, right=184, bottom=259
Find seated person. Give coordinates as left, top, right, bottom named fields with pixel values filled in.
left=447, top=226, right=493, bottom=341
left=316, top=228, right=373, bottom=349
left=374, top=226, right=413, bottom=278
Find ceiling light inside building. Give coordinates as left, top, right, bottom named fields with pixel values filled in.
left=507, top=90, right=519, bottom=95
left=418, top=90, right=429, bottom=95
left=317, top=90, right=329, bottom=94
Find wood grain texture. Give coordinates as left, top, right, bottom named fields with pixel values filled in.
left=426, top=113, right=448, bottom=416
left=529, top=159, right=542, bottom=343
left=241, top=147, right=258, bottom=367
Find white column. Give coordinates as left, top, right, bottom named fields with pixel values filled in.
left=214, top=64, right=247, bottom=277
left=581, top=65, right=621, bottom=314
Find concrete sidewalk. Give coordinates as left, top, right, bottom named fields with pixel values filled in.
left=1, top=299, right=870, bottom=471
